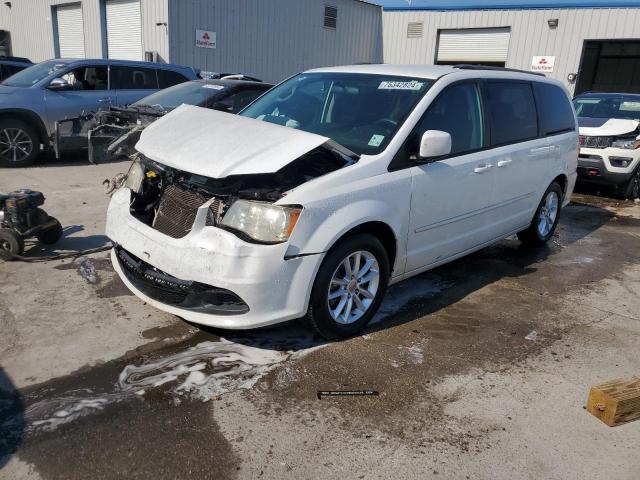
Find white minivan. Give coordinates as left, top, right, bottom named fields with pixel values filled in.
left=106, top=64, right=578, bottom=339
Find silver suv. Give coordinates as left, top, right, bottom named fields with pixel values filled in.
left=0, top=58, right=199, bottom=167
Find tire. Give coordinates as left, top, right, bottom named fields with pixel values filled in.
left=37, top=218, right=63, bottom=245
left=623, top=165, right=640, bottom=200
left=305, top=233, right=390, bottom=340
left=0, top=228, right=24, bottom=258
left=517, top=182, right=563, bottom=246
left=0, top=119, right=41, bottom=168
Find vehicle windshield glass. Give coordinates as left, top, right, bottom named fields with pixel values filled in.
left=573, top=95, right=640, bottom=120
left=1, top=60, right=68, bottom=87
left=240, top=72, right=433, bottom=155
left=135, top=81, right=228, bottom=110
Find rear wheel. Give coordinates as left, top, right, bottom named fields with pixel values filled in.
left=0, top=119, right=41, bottom=168
left=305, top=234, right=390, bottom=340
left=517, top=182, right=562, bottom=245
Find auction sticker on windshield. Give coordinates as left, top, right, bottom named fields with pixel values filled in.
left=368, top=134, right=385, bottom=147
left=203, top=84, right=225, bottom=90
left=378, top=80, right=424, bottom=91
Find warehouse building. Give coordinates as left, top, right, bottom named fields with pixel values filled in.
left=0, top=0, right=382, bottom=83
left=380, top=0, right=640, bottom=95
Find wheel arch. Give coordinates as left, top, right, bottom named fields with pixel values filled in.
left=552, top=173, right=568, bottom=198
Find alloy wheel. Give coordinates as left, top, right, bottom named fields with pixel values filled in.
left=0, top=127, right=33, bottom=164
left=537, top=190, right=559, bottom=237
left=327, top=250, right=380, bottom=325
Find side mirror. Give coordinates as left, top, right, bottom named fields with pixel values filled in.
left=417, top=130, right=452, bottom=162
left=48, top=77, right=72, bottom=91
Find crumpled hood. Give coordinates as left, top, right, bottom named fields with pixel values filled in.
left=135, top=104, right=329, bottom=178
left=578, top=117, right=640, bottom=137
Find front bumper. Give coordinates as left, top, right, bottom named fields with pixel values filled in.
left=106, top=188, right=323, bottom=329
left=577, top=146, right=639, bottom=188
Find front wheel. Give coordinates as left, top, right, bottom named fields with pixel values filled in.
left=305, top=234, right=390, bottom=340
left=0, top=119, right=41, bottom=168
left=624, top=165, right=640, bottom=200
left=517, top=182, right=563, bottom=246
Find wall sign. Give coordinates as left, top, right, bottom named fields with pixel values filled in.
left=196, top=29, right=216, bottom=49
left=531, top=56, right=555, bottom=73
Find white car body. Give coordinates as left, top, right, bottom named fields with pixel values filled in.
left=106, top=64, right=578, bottom=331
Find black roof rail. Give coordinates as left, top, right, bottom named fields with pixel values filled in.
left=453, top=64, right=546, bottom=77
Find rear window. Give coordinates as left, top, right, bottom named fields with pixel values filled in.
left=485, top=82, right=538, bottom=146
left=111, top=66, right=158, bottom=90
left=534, top=83, right=575, bottom=135
left=158, top=69, right=189, bottom=89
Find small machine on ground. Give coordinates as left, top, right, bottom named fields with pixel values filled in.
left=0, top=189, right=62, bottom=257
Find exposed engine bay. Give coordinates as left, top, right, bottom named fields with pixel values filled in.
left=124, top=142, right=357, bottom=243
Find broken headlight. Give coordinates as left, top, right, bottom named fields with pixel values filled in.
left=221, top=200, right=301, bottom=243
left=611, top=137, right=640, bottom=149
left=124, top=158, right=146, bottom=194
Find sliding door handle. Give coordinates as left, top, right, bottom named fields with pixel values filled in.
left=497, top=159, right=512, bottom=167
left=474, top=164, right=493, bottom=174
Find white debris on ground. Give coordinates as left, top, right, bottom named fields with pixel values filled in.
left=525, top=331, right=538, bottom=341
left=73, top=257, right=98, bottom=284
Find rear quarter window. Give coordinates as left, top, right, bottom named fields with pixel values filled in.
left=485, top=81, right=538, bottom=146
left=534, top=83, right=575, bottom=135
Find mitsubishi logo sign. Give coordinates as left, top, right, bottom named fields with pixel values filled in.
left=196, top=29, right=216, bottom=49
left=531, top=55, right=555, bottom=73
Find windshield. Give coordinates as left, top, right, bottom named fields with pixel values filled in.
left=573, top=95, right=640, bottom=120
left=1, top=60, right=68, bottom=87
left=240, top=73, right=433, bottom=155
left=135, top=81, right=228, bottom=110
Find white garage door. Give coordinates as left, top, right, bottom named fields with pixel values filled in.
left=437, top=28, right=511, bottom=63
left=106, top=0, right=143, bottom=61
left=56, top=4, right=85, bottom=58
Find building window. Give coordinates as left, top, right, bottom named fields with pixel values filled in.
left=407, top=22, right=423, bottom=38
left=324, top=5, right=337, bottom=29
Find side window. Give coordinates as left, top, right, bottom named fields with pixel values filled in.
left=158, top=69, right=189, bottom=89
left=61, top=66, right=109, bottom=91
left=484, top=82, right=538, bottom=146
left=111, top=66, right=158, bottom=90
left=534, top=83, right=575, bottom=136
left=226, top=88, right=266, bottom=113
left=416, top=82, right=484, bottom=156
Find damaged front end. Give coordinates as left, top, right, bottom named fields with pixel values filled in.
left=123, top=141, right=355, bottom=243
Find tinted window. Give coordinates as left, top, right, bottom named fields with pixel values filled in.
left=158, top=69, right=189, bottom=89
left=485, top=82, right=538, bottom=146
left=111, top=66, right=158, bottom=90
left=225, top=88, right=266, bottom=113
left=535, top=83, right=575, bottom=135
left=1, top=64, right=24, bottom=80
left=417, top=83, right=484, bottom=155
left=61, top=66, right=109, bottom=91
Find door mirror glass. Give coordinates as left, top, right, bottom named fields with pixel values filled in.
left=48, top=77, right=72, bottom=91
left=418, top=130, right=452, bottom=162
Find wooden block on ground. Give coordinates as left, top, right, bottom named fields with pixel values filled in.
left=586, top=377, right=640, bottom=426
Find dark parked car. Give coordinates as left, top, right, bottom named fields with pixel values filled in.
left=0, top=56, right=33, bottom=82
left=68, top=78, right=272, bottom=163
left=0, top=58, right=200, bottom=167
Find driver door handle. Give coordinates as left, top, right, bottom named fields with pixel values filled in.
left=474, top=164, right=493, bottom=174
left=497, top=159, right=512, bottom=168
left=98, top=97, right=112, bottom=103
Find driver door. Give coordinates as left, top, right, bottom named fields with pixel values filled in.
left=405, top=81, right=497, bottom=272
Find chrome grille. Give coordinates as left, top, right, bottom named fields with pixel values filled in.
left=579, top=135, right=612, bottom=149
left=152, top=184, right=207, bottom=239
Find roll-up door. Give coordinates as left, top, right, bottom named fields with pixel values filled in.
left=106, top=0, right=143, bottom=61
left=437, top=28, right=511, bottom=65
left=56, top=4, right=86, bottom=58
